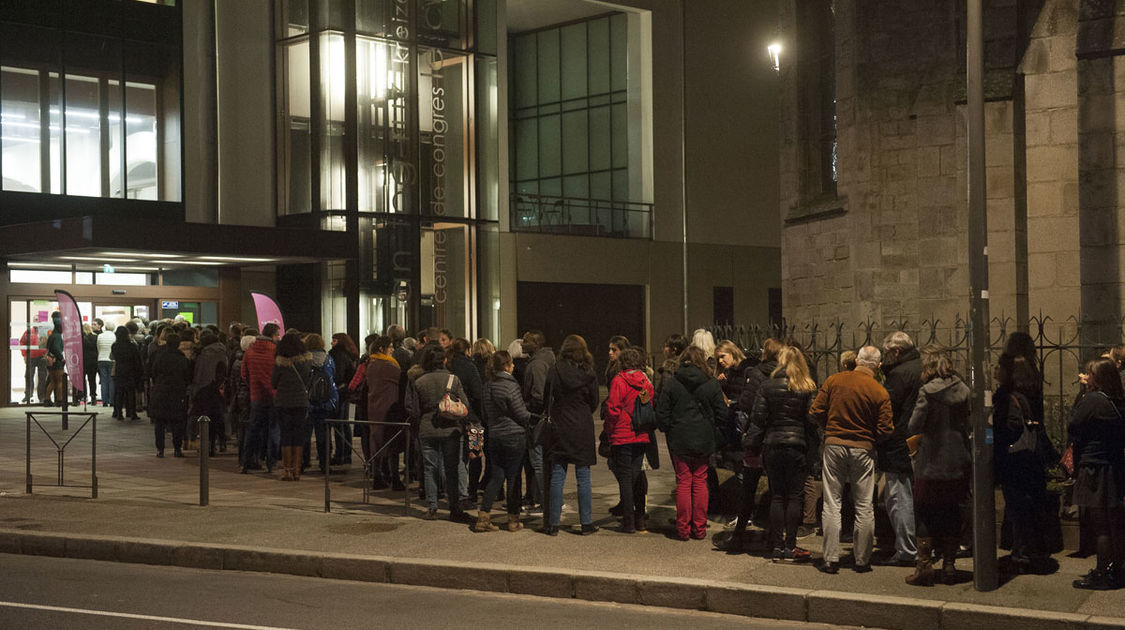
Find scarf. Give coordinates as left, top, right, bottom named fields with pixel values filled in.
left=370, top=352, right=399, bottom=368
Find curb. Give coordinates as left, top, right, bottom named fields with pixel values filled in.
left=0, top=529, right=1118, bottom=630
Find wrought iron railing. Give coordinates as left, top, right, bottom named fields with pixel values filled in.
left=510, top=192, right=653, bottom=239
left=703, top=314, right=1125, bottom=452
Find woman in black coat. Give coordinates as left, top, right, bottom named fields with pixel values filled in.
left=542, top=334, right=600, bottom=536
left=1069, top=357, right=1125, bottom=590
left=111, top=326, right=144, bottom=421
left=148, top=332, right=192, bottom=457
left=745, top=346, right=819, bottom=561
left=992, top=352, right=1048, bottom=573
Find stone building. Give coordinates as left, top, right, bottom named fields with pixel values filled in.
left=778, top=0, right=1114, bottom=340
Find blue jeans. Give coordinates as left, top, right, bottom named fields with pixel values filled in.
left=242, top=402, right=277, bottom=469
left=98, top=361, right=114, bottom=404
left=527, top=443, right=544, bottom=506
left=549, top=461, right=592, bottom=527
left=882, top=471, right=917, bottom=558
left=480, top=433, right=527, bottom=513
left=422, top=434, right=464, bottom=511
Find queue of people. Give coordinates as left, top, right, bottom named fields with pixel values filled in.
left=31, top=312, right=1121, bottom=592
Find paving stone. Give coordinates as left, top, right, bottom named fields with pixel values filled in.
left=941, top=602, right=1088, bottom=630
left=573, top=574, right=639, bottom=604
left=705, top=583, right=808, bottom=621
left=319, top=555, right=389, bottom=583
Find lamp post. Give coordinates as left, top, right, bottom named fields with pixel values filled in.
left=967, top=0, right=997, bottom=592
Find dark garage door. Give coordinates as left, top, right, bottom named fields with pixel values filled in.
left=516, top=281, right=645, bottom=381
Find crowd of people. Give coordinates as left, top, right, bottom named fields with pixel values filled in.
left=23, top=314, right=1125, bottom=591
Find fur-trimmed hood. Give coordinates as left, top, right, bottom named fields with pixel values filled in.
left=275, top=352, right=312, bottom=367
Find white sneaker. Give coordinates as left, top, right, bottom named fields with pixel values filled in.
left=560, top=503, right=572, bottom=513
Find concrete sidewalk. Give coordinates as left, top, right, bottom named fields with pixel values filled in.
left=2, top=405, right=1123, bottom=630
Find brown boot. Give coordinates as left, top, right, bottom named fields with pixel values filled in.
left=474, top=510, right=498, bottom=532
left=507, top=513, right=524, bottom=532
left=905, top=537, right=934, bottom=586
left=291, top=446, right=303, bottom=481
left=279, top=447, right=292, bottom=481
left=941, top=538, right=959, bottom=585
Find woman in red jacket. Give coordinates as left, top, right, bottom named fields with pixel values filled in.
left=604, top=347, right=655, bottom=533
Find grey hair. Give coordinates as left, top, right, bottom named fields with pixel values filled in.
left=691, top=329, right=716, bottom=358
left=882, top=331, right=914, bottom=354
left=857, top=345, right=882, bottom=368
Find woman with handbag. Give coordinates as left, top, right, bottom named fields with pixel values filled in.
left=406, top=344, right=472, bottom=522
left=1069, top=357, right=1125, bottom=590
left=271, top=332, right=311, bottom=481
left=542, top=334, right=600, bottom=536
left=656, top=345, right=728, bottom=540
left=476, top=350, right=537, bottom=532
left=744, top=345, right=818, bottom=563
left=603, top=347, right=654, bottom=534
left=992, top=353, right=1049, bottom=573
left=903, top=346, right=971, bottom=586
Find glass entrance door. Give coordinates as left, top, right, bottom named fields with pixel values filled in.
left=8, top=297, right=92, bottom=404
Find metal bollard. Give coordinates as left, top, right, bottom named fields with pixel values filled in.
left=199, top=416, right=210, bottom=506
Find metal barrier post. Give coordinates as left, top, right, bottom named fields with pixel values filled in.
left=91, top=413, right=97, bottom=498
left=324, top=429, right=332, bottom=512
left=403, top=425, right=410, bottom=510
left=26, top=413, right=32, bottom=494
left=199, top=416, right=210, bottom=507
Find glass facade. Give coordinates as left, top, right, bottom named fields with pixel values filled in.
left=0, top=17, right=181, bottom=202
left=277, top=0, right=499, bottom=341
left=510, top=14, right=630, bottom=202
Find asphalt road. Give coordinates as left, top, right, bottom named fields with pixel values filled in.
left=0, top=554, right=870, bottom=629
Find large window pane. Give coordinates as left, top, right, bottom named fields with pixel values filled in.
left=284, top=39, right=311, bottom=213
left=514, top=35, right=537, bottom=110
left=588, top=106, right=610, bottom=171
left=587, top=18, right=610, bottom=95
left=1, top=67, right=42, bottom=192
left=320, top=32, right=346, bottom=210
left=536, top=30, right=560, bottom=105
left=419, top=48, right=467, bottom=219
left=514, top=118, right=537, bottom=182
left=476, top=0, right=497, bottom=55
left=476, top=57, right=498, bottom=221
left=64, top=75, right=101, bottom=197
left=560, top=24, right=587, bottom=101
left=610, top=13, right=628, bottom=92
left=108, top=80, right=124, bottom=198
left=538, top=113, right=560, bottom=178
left=124, top=82, right=158, bottom=199
left=561, top=110, right=587, bottom=175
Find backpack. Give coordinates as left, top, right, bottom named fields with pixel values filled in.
left=630, top=383, right=657, bottom=432
left=308, top=361, right=332, bottom=405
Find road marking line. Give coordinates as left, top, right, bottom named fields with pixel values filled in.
left=0, top=601, right=303, bottom=629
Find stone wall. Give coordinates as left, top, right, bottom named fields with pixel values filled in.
left=779, top=0, right=1090, bottom=330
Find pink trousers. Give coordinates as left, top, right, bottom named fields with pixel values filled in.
left=672, top=455, right=709, bottom=539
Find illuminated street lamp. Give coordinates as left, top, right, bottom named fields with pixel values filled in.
left=767, top=42, right=781, bottom=72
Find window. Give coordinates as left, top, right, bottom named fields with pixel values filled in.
left=509, top=14, right=631, bottom=203
left=797, top=0, right=836, bottom=199
left=0, top=23, right=179, bottom=202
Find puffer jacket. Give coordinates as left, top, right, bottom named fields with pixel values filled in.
left=656, top=364, right=728, bottom=458
left=241, top=337, right=276, bottom=403
left=737, top=360, right=777, bottom=414
left=522, top=347, right=556, bottom=413
left=604, top=369, right=653, bottom=446
left=271, top=352, right=311, bottom=410
left=482, top=371, right=536, bottom=438
left=908, top=375, right=971, bottom=480
left=744, top=376, right=817, bottom=455
left=721, top=357, right=756, bottom=407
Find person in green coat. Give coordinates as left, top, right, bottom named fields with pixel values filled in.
left=656, top=345, right=728, bottom=540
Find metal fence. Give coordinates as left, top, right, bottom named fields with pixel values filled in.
left=704, top=314, right=1125, bottom=451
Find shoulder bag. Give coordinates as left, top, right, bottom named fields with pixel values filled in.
left=437, top=374, right=469, bottom=421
